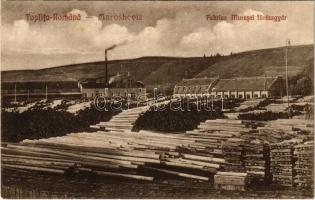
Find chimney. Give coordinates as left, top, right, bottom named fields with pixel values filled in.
left=105, top=49, right=108, bottom=87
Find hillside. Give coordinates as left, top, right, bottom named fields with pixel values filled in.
left=2, top=45, right=313, bottom=89
left=196, top=45, right=314, bottom=79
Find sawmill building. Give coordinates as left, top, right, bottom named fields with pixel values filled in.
left=173, top=76, right=283, bottom=99
left=173, top=78, right=219, bottom=98
left=79, top=72, right=146, bottom=100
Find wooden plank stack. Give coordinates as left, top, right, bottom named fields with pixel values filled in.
left=293, top=141, right=314, bottom=189
left=90, top=107, right=148, bottom=132
left=2, top=128, right=229, bottom=183
left=214, top=172, right=249, bottom=191
left=234, top=99, right=264, bottom=112
left=184, top=119, right=248, bottom=158
left=243, top=139, right=271, bottom=184
left=222, top=138, right=246, bottom=172
left=270, top=139, right=303, bottom=187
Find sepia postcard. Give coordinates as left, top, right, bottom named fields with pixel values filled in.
left=1, top=0, right=314, bottom=199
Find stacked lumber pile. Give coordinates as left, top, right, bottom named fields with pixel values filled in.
left=293, top=141, right=314, bottom=189
left=2, top=129, right=228, bottom=182
left=90, top=107, right=148, bottom=132
left=242, top=139, right=271, bottom=184
left=265, top=103, right=288, bottom=113
left=296, top=95, right=314, bottom=103
left=270, top=139, right=303, bottom=187
left=234, top=99, right=264, bottom=112
left=257, top=118, right=313, bottom=143
left=271, top=119, right=314, bottom=132
left=214, top=172, right=248, bottom=191
left=222, top=138, right=246, bottom=172
left=185, top=119, right=252, bottom=157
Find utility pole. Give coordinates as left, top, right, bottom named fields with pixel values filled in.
left=154, top=88, right=157, bottom=104
left=14, top=84, right=17, bottom=103
left=105, top=50, right=108, bottom=86
left=211, top=88, right=216, bottom=110
left=45, top=84, right=48, bottom=101
left=221, top=96, right=224, bottom=110
left=285, top=39, right=290, bottom=110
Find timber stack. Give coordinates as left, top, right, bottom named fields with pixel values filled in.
left=2, top=129, right=228, bottom=183
left=270, top=140, right=302, bottom=187
left=243, top=139, right=271, bottom=184
left=293, top=141, right=314, bottom=189
left=184, top=119, right=246, bottom=158
left=90, top=107, right=148, bottom=132
left=234, top=99, right=264, bottom=112
left=222, top=138, right=246, bottom=172
left=214, top=172, right=249, bottom=191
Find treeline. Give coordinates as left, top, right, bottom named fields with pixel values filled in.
left=1, top=104, right=120, bottom=143
left=132, top=100, right=224, bottom=132
left=289, top=74, right=313, bottom=96
left=288, top=58, right=314, bottom=96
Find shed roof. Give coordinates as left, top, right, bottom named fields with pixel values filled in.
left=214, top=77, right=280, bottom=91
left=176, top=78, right=218, bottom=87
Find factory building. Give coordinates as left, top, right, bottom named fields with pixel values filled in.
left=173, top=76, right=283, bottom=99
left=173, top=78, right=219, bottom=98
left=79, top=72, right=146, bottom=100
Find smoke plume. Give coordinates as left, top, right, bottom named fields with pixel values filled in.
left=105, top=40, right=128, bottom=51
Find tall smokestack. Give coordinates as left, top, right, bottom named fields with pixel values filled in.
left=104, top=41, right=127, bottom=87
left=105, top=49, right=108, bottom=86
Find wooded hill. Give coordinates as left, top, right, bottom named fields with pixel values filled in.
left=2, top=44, right=313, bottom=90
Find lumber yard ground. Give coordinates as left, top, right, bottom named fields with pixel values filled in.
left=1, top=169, right=313, bottom=198
left=1, top=96, right=314, bottom=199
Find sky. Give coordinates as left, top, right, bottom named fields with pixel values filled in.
left=1, top=1, right=314, bottom=71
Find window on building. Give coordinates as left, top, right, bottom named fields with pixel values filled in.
left=254, top=94, right=259, bottom=98
left=224, top=95, right=229, bottom=98
left=231, top=94, right=235, bottom=98
left=246, top=94, right=251, bottom=99
left=262, top=94, right=266, bottom=98
left=139, top=88, right=142, bottom=92
left=217, top=95, right=221, bottom=98
left=238, top=94, right=243, bottom=98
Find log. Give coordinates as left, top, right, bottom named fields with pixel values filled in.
left=182, top=154, right=225, bottom=164
left=92, top=170, right=154, bottom=181
left=2, top=164, right=65, bottom=174
left=177, top=158, right=219, bottom=169
left=2, top=157, right=75, bottom=167
left=144, top=166, right=209, bottom=181
left=30, top=141, right=160, bottom=159
left=216, top=172, right=247, bottom=177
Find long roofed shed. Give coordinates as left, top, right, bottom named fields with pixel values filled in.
left=174, top=77, right=219, bottom=95
left=214, top=77, right=280, bottom=91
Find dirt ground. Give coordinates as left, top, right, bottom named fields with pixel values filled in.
left=1, top=169, right=313, bottom=199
